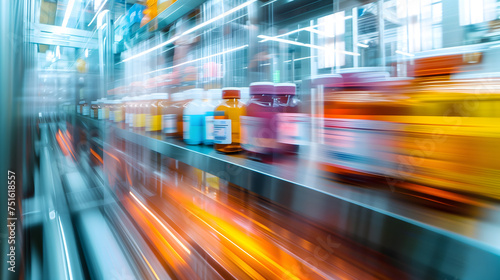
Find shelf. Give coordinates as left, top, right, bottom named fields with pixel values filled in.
left=112, top=125, right=500, bottom=252
left=75, top=114, right=105, bottom=129
left=74, top=115, right=500, bottom=277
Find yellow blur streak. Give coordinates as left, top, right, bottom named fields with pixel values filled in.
left=140, top=252, right=160, bottom=280
left=186, top=205, right=301, bottom=280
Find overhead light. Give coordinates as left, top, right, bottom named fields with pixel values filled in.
left=259, top=25, right=320, bottom=42
left=261, top=0, right=279, bottom=7
left=56, top=46, right=61, bottom=59
left=284, top=56, right=317, bottom=63
left=61, top=0, right=76, bottom=28
left=97, top=10, right=109, bottom=28
left=258, top=35, right=324, bottom=49
left=123, top=35, right=180, bottom=62
left=123, top=0, right=256, bottom=62
left=88, top=0, right=108, bottom=26
left=258, top=35, right=360, bottom=56
left=85, top=49, right=88, bottom=57
left=395, top=50, right=414, bottom=57
left=147, top=45, right=248, bottom=74
left=357, top=43, right=369, bottom=48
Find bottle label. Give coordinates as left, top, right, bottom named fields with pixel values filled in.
left=109, top=110, right=115, bottom=121
left=134, top=114, right=145, bottom=127
left=98, top=108, right=103, bottom=119
left=114, top=109, right=123, bottom=122
left=128, top=114, right=135, bottom=126
left=319, top=118, right=398, bottom=175
left=104, top=107, right=109, bottom=119
left=125, top=113, right=131, bottom=124
left=162, top=114, right=177, bottom=134
left=183, top=115, right=190, bottom=139
left=276, top=113, right=309, bottom=145
left=240, top=116, right=265, bottom=153
left=90, top=110, right=94, bottom=118
left=146, top=114, right=152, bottom=131
left=82, top=106, right=89, bottom=116
left=214, top=119, right=232, bottom=144
left=146, top=114, right=161, bottom=131
left=205, top=115, right=214, bottom=140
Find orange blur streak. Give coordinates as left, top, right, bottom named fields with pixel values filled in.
left=125, top=168, right=133, bottom=186
left=186, top=206, right=300, bottom=280
left=129, top=192, right=191, bottom=254
left=58, top=130, right=76, bottom=160
left=56, top=134, right=69, bottom=156
left=90, top=148, right=103, bottom=165
left=148, top=220, right=186, bottom=263
left=140, top=253, right=160, bottom=280
left=401, top=192, right=454, bottom=207
left=103, top=150, right=121, bottom=163
left=65, top=129, right=72, bottom=141
left=127, top=199, right=186, bottom=265
left=401, top=183, right=490, bottom=208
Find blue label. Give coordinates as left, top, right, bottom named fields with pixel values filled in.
left=183, top=114, right=204, bottom=145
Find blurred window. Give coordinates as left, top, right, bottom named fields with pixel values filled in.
left=459, top=0, right=496, bottom=25
left=318, top=11, right=346, bottom=68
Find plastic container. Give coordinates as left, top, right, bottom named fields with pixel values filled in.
left=161, top=93, right=190, bottom=138
left=111, top=100, right=124, bottom=123
left=90, top=101, right=99, bottom=119
left=183, top=89, right=205, bottom=145
left=241, top=82, right=277, bottom=161
left=318, top=72, right=405, bottom=178
left=274, top=83, right=305, bottom=154
left=103, top=100, right=113, bottom=120
left=214, top=88, right=246, bottom=153
left=119, top=97, right=129, bottom=125
left=125, top=97, right=137, bottom=128
left=81, top=100, right=89, bottom=116
left=201, top=89, right=221, bottom=145
left=146, top=93, right=168, bottom=132
left=133, top=95, right=148, bottom=130
left=77, top=101, right=84, bottom=114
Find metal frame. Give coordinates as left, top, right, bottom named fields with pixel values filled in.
left=27, top=23, right=98, bottom=49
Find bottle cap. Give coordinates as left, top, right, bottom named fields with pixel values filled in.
left=250, top=82, right=274, bottom=95
left=311, top=74, right=343, bottom=87
left=150, top=93, right=169, bottom=100
left=188, top=88, right=204, bottom=99
left=222, top=87, right=240, bottom=99
left=274, top=83, right=296, bottom=95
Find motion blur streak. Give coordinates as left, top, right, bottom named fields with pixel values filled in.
left=129, top=191, right=191, bottom=254
left=186, top=206, right=300, bottom=280
left=56, top=133, right=69, bottom=156
left=103, top=149, right=121, bottom=163
left=57, top=129, right=76, bottom=160
left=10, top=0, right=500, bottom=279
left=140, top=252, right=160, bottom=280
left=57, top=216, right=74, bottom=280
left=89, top=148, right=103, bottom=165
